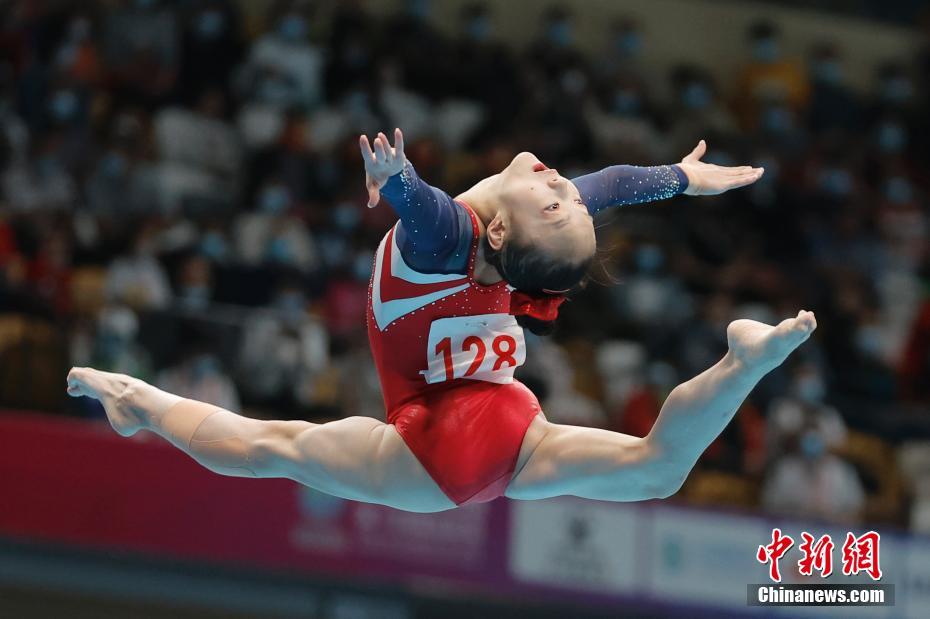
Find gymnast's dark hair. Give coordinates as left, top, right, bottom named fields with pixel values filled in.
left=483, top=234, right=594, bottom=336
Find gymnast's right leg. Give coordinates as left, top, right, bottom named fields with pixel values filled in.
left=66, top=368, right=456, bottom=513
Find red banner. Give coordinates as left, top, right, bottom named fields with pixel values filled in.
left=0, top=412, right=509, bottom=588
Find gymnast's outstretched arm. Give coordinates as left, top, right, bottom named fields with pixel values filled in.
left=572, top=139, right=764, bottom=214
left=360, top=129, right=472, bottom=273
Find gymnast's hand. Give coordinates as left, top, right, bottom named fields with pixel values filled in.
left=359, top=128, right=407, bottom=208
left=676, top=139, right=765, bottom=196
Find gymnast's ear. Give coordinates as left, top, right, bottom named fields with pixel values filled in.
left=486, top=212, right=507, bottom=251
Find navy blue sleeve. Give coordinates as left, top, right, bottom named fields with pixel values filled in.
left=572, top=164, right=689, bottom=216
left=379, top=162, right=472, bottom=274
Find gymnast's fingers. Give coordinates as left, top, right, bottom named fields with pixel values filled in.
left=681, top=139, right=707, bottom=163
left=359, top=135, right=376, bottom=164
left=394, top=128, right=405, bottom=160
left=373, top=135, right=388, bottom=162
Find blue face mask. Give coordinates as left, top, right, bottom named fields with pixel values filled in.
left=800, top=431, right=826, bottom=459
left=182, top=285, right=210, bottom=305
left=877, top=122, right=906, bottom=153
left=796, top=376, right=825, bottom=403
left=614, top=32, right=641, bottom=56
left=752, top=38, right=779, bottom=62
left=884, top=177, right=913, bottom=204
left=548, top=21, right=572, bottom=47
left=882, top=77, right=912, bottom=103
left=353, top=251, right=374, bottom=281
left=267, top=237, right=293, bottom=264
left=407, top=0, right=430, bottom=19
left=466, top=16, right=490, bottom=41
left=50, top=90, right=79, bottom=122
left=260, top=185, right=290, bottom=214
left=682, top=82, right=710, bottom=110
left=819, top=168, right=852, bottom=196
left=635, top=245, right=664, bottom=274
left=101, top=152, right=127, bottom=177
left=279, top=15, right=307, bottom=41
left=345, top=90, right=370, bottom=115
left=333, top=202, right=361, bottom=232
left=855, top=325, right=883, bottom=358
left=196, top=10, right=225, bottom=38
left=200, top=232, right=228, bottom=261
left=813, top=60, right=841, bottom=84
left=192, top=355, right=219, bottom=379
left=319, top=235, right=348, bottom=267
left=763, top=106, right=793, bottom=133
left=276, top=291, right=305, bottom=313
left=612, top=89, right=640, bottom=115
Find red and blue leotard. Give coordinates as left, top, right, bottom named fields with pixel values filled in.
left=367, top=161, right=688, bottom=505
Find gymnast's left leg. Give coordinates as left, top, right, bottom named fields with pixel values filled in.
left=505, top=311, right=817, bottom=502
left=66, top=368, right=456, bottom=513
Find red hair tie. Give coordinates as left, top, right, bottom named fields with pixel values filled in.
left=510, top=291, right=567, bottom=322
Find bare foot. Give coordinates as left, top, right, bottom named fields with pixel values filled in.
left=66, top=367, right=151, bottom=436
left=726, top=310, right=817, bottom=374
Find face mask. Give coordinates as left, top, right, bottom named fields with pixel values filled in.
left=855, top=325, right=883, bottom=358
left=279, top=15, right=307, bottom=42
left=69, top=18, right=91, bottom=42
left=50, top=90, right=79, bottom=122
left=466, top=16, right=490, bottom=41
left=196, top=10, right=225, bottom=38
left=612, top=89, right=640, bottom=115
left=276, top=291, right=305, bottom=313
left=182, top=285, right=210, bottom=306
left=258, top=76, right=292, bottom=104
left=547, top=21, right=572, bottom=47
left=813, top=60, right=841, bottom=84
left=267, top=237, right=294, bottom=264
left=319, top=235, right=348, bottom=267
left=407, top=0, right=430, bottom=19
left=762, top=105, right=792, bottom=133
left=800, top=430, right=826, bottom=459
left=884, top=177, right=913, bottom=204
left=260, top=185, right=290, bottom=214
left=882, top=77, right=912, bottom=103
left=37, top=156, right=58, bottom=177
left=614, top=32, right=641, bottom=56
left=818, top=168, right=852, bottom=197
left=877, top=122, right=906, bottom=154
left=101, top=152, right=127, bottom=177
left=192, top=355, right=219, bottom=379
left=795, top=375, right=825, bottom=403
left=200, top=232, right=227, bottom=261
left=345, top=90, right=370, bottom=115
left=752, top=38, right=779, bottom=62
left=353, top=251, right=374, bottom=281
left=682, top=82, right=710, bottom=110
left=333, top=202, right=361, bottom=232
left=635, top=245, right=664, bottom=274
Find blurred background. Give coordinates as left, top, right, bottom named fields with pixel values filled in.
left=1, top=0, right=929, bottom=617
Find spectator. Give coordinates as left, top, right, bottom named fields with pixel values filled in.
left=761, top=422, right=866, bottom=524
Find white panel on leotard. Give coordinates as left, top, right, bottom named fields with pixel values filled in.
left=389, top=224, right=466, bottom=284
left=420, top=313, right=526, bottom=385
left=371, top=232, right=469, bottom=331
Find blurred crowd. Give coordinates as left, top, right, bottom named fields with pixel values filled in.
left=1, top=0, right=930, bottom=531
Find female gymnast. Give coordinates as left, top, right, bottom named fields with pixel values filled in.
left=67, top=128, right=816, bottom=513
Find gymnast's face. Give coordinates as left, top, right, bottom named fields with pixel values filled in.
left=489, top=152, right=596, bottom=263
